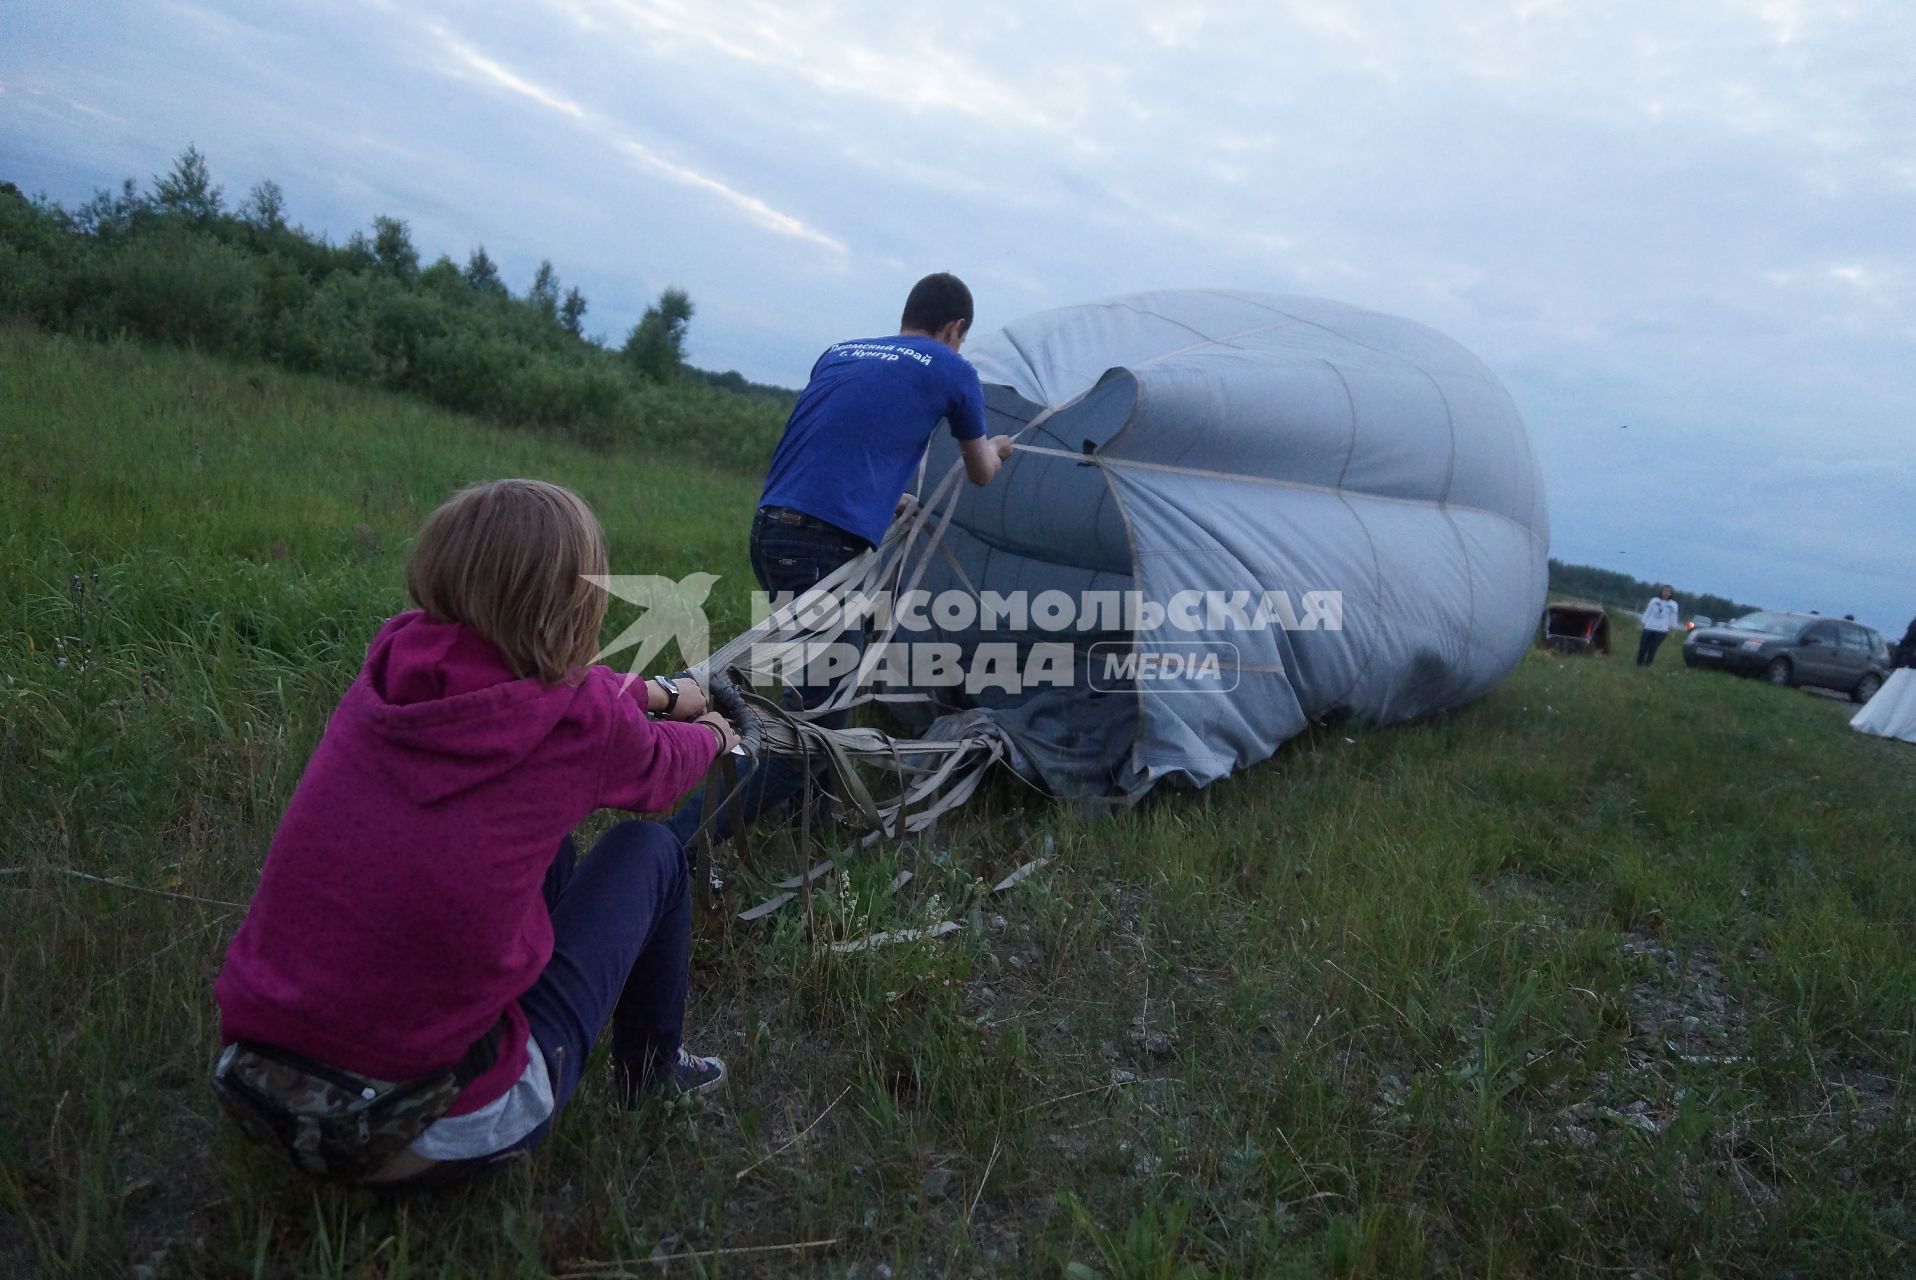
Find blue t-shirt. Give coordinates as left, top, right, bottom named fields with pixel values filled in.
left=759, top=334, right=986, bottom=548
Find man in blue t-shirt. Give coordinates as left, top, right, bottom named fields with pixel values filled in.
left=667, top=274, right=1013, bottom=846
left=759, top=272, right=1013, bottom=549
left=754, top=272, right=1012, bottom=698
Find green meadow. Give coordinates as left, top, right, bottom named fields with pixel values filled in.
left=2, top=326, right=1912, bottom=1278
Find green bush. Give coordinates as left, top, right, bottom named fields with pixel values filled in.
left=87, top=226, right=264, bottom=356
left=496, top=353, right=630, bottom=434
left=277, top=272, right=389, bottom=383
left=0, top=194, right=87, bottom=326
left=0, top=147, right=789, bottom=469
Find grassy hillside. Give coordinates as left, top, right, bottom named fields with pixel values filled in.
left=2, top=161, right=793, bottom=474
left=2, top=328, right=1912, bottom=1278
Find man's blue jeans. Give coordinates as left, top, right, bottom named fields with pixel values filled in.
left=666, top=507, right=871, bottom=847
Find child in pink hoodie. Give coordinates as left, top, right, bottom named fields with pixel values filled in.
left=214, top=478, right=737, bottom=1187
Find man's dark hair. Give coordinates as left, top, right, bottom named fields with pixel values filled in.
left=901, top=272, right=973, bottom=335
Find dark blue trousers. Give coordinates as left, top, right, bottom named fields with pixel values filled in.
left=1636, top=629, right=1668, bottom=666
left=666, top=508, right=870, bottom=846
left=385, top=820, right=689, bottom=1188
left=528, top=820, right=691, bottom=1102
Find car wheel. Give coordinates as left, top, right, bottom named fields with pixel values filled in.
left=1853, top=673, right=1882, bottom=704
left=1763, top=657, right=1793, bottom=687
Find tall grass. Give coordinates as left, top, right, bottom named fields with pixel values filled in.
left=3, top=327, right=1912, bottom=1277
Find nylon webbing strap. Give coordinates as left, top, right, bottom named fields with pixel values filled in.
left=679, top=421, right=1065, bottom=850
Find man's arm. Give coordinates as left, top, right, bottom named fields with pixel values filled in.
left=958, top=434, right=1016, bottom=485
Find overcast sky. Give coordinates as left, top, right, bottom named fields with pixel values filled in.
left=5, top=0, right=1912, bottom=629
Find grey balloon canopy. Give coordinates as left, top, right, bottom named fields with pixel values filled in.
left=890, top=289, right=1551, bottom=801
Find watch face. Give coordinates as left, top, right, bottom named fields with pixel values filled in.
left=657, top=676, right=678, bottom=694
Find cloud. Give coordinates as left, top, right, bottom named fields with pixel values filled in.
left=436, top=31, right=590, bottom=120
left=538, top=0, right=1096, bottom=136
left=160, top=1, right=242, bottom=37
left=613, top=139, right=844, bottom=251
left=428, top=19, right=846, bottom=252
left=64, top=99, right=127, bottom=125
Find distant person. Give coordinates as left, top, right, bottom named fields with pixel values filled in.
left=669, top=272, right=1015, bottom=844
left=213, top=479, right=740, bottom=1190
left=1897, top=616, right=1916, bottom=670
left=1637, top=584, right=1680, bottom=666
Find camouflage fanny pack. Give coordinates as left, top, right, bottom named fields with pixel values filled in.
left=210, top=1021, right=503, bottom=1181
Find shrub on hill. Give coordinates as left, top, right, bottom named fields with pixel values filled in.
left=0, top=149, right=789, bottom=472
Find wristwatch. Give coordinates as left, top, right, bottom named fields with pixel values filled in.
left=651, top=674, right=680, bottom=716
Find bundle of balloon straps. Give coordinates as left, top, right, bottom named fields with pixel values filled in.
left=685, top=453, right=1028, bottom=900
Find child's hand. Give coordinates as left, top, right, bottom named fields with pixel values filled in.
left=695, top=712, right=741, bottom=754
left=668, top=672, right=709, bottom=721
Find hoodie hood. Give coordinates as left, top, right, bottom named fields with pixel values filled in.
left=354, top=611, right=578, bottom=804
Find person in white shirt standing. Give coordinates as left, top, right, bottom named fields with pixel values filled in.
left=1637, top=585, right=1680, bottom=666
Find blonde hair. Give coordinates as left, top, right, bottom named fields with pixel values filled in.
left=406, top=478, right=608, bottom=684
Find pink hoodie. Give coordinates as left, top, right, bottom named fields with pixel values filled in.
left=215, top=611, right=719, bottom=1115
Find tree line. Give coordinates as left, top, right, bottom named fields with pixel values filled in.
left=0, top=146, right=793, bottom=469
left=1548, top=559, right=1756, bottom=621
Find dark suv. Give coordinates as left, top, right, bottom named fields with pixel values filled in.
left=1683, top=611, right=1891, bottom=703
